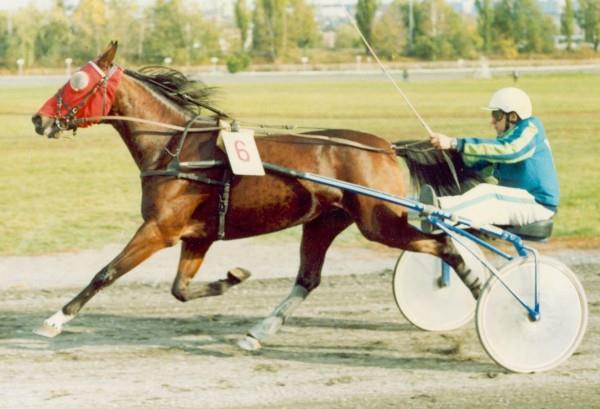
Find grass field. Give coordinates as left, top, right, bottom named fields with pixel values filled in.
left=0, top=73, right=598, bottom=255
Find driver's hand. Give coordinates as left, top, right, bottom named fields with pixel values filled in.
left=430, top=132, right=455, bottom=150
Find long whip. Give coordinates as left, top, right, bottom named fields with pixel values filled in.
left=344, top=8, right=433, bottom=136
left=345, top=9, right=464, bottom=191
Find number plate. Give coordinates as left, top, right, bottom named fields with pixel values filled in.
left=221, top=129, right=265, bottom=176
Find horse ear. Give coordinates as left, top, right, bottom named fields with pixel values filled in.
left=96, top=41, right=119, bottom=71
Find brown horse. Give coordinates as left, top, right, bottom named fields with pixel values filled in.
left=31, top=42, right=481, bottom=350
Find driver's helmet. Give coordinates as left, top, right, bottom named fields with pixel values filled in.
left=485, top=87, right=532, bottom=119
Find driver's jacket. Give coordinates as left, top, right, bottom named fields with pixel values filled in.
left=456, top=116, right=559, bottom=211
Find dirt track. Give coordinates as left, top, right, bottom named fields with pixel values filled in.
left=1, top=243, right=599, bottom=409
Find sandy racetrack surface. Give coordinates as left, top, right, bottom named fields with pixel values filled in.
left=1, top=240, right=599, bottom=408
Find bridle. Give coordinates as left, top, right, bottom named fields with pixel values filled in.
left=46, top=61, right=122, bottom=135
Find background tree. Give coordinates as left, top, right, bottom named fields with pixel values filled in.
left=411, top=0, right=480, bottom=60
left=252, top=0, right=286, bottom=61
left=251, top=0, right=317, bottom=61
left=140, top=0, right=219, bottom=65
left=333, top=24, right=360, bottom=49
left=71, top=0, right=108, bottom=59
left=105, top=0, right=141, bottom=65
left=356, top=0, right=379, bottom=54
left=372, top=0, right=406, bottom=60
left=6, top=5, right=43, bottom=68
left=234, top=0, right=250, bottom=51
left=34, top=1, right=73, bottom=66
left=287, top=0, right=320, bottom=50
left=561, top=0, right=575, bottom=51
left=142, top=0, right=186, bottom=64
left=475, top=0, right=494, bottom=53
left=251, top=1, right=270, bottom=58
left=493, top=0, right=556, bottom=55
left=577, top=0, right=600, bottom=51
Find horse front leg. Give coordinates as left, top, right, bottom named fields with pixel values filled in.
left=170, top=238, right=250, bottom=302
left=238, top=210, right=352, bottom=351
left=34, top=221, right=175, bottom=337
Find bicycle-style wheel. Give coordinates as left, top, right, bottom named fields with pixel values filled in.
left=392, top=238, right=486, bottom=331
left=476, top=256, right=588, bottom=373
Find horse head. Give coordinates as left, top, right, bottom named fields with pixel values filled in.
left=31, top=41, right=122, bottom=139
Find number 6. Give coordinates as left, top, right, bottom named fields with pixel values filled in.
left=234, top=140, right=251, bottom=162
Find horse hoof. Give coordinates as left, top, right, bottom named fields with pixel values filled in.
left=33, top=323, right=62, bottom=338
left=227, top=268, right=251, bottom=284
left=237, top=335, right=261, bottom=351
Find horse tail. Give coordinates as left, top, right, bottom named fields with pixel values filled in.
left=392, top=140, right=485, bottom=196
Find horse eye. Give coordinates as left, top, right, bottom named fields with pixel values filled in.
left=69, top=71, right=90, bottom=92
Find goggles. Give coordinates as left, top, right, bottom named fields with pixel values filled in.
left=491, top=110, right=506, bottom=122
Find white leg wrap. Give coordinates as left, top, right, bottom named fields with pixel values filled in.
left=249, top=285, right=308, bottom=341
left=33, top=310, right=75, bottom=337
left=45, top=310, right=75, bottom=328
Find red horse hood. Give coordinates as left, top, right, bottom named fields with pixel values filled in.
left=38, top=61, right=123, bottom=127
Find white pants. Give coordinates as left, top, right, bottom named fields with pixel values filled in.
left=439, top=183, right=555, bottom=227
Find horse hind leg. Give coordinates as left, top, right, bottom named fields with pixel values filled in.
left=238, top=209, right=353, bottom=351
left=355, top=203, right=482, bottom=298
left=34, top=221, right=176, bottom=337
left=400, top=230, right=483, bottom=299
left=171, top=238, right=250, bottom=302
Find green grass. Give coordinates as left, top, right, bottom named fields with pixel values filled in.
left=1, top=73, right=599, bottom=255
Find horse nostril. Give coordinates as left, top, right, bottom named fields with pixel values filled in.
left=32, top=114, right=42, bottom=127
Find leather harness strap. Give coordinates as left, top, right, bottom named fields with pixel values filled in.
left=257, top=132, right=395, bottom=154
left=132, top=117, right=397, bottom=241
left=139, top=117, right=231, bottom=240
left=217, top=168, right=232, bottom=240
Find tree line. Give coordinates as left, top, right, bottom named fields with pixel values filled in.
left=0, top=0, right=599, bottom=72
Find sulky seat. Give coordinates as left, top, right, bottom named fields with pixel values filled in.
left=505, top=219, right=554, bottom=242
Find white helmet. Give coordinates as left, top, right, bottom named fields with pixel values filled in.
left=485, top=87, right=532, bottom=119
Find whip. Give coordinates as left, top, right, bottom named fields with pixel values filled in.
left=344, top=8, right=433, bottom=136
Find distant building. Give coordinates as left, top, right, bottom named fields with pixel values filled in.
left=199, top=0, right=234, bottom=24
left=199, top=0, right=578, bottom=31
left=447, top=0, right=476, bottom=15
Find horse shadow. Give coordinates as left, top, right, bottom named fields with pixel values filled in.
left=0, top=310, right=496, bottom=373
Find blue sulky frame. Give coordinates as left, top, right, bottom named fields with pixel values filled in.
left=263, top=162, right=541, bottom=321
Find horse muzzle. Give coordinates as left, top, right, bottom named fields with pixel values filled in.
left=31, top=114, right=63, bottom=139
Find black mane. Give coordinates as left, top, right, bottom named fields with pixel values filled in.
left=124, top=66, right=227, bottom=117
left=393, top=140, right=487, bottom=196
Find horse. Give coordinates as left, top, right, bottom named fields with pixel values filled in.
left=31, top=42, right=484, bottom=350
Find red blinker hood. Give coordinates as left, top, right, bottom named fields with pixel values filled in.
left=37, top=61, right=124, bottom=127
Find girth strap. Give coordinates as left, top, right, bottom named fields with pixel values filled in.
left=141, top=168, right=226, bottom=185
left=217, top=169, right=232, bottom=240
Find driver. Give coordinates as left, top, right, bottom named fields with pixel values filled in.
left=422, top=86, right=559, bottom=229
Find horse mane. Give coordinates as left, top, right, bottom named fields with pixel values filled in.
left=393, top=140, right=486, bottom=196
left=124, top=66, right=227, bottom=117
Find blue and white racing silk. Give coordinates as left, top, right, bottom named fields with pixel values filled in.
left=456, top=116, right=559, bottom=211
left=437, top=117, right=559, bottom=227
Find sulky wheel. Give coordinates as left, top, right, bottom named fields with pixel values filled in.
left=392, top=238, right=487, bottom=331
left=476, top=256, right=588, bottom=373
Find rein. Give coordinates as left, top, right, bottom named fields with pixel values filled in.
left=74, top=115, right=223, bottom=133
left=74, top=115, right=394, bottom=154
left=74, top=113, right=459, bottom=190
left=394, top=141, right=462, bottom=192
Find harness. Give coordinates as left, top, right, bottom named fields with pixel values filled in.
left=39, top=62, right=459, bottom=240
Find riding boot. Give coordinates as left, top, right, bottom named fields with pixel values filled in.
left=419, top=184, right=440, bottom=233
